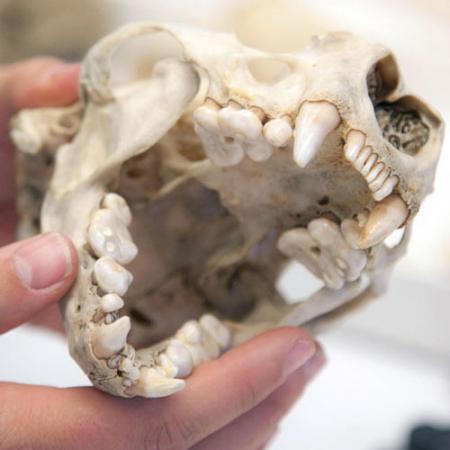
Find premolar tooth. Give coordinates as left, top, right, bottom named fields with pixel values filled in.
left=218, top=106, right=263, bottom=142
left=129, top=367, right=185, bottom=398
left=246, top=138, right=273, bottom=162
left=193, top=99, right=220, bottom=133
left=344, top=130, right=365, bottom=162
left=94, top=256, right=133, bottom=296
left=263, top=117, right=293, bottom=147
left=100, top=293, right=124, bottom=313
left=358, top=195, right=409, bottom=249
left=354, top=146, right=371, bottom=171
left=199, top=314, right=231, bottom=350
left=369, top=166, right=390, bottom=192
left=360, top=153, right=378, bottom=177
left=158, top=354, right=178, bottom=378
left=102, top=193, right=132, bottom=226
left=88, top=209, right=138, bottom=264
left=366, top=162, right=384, bottom=183
left=176, top=321, right=203, bottom=345
left=372, top=175, right=399, bottom=202
left=166, top=339, right=194, bottom=378
left=91, top=316, right=131, bottom=359
left=294, top=101, right=341, bottom=168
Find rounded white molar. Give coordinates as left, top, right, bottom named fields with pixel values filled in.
left=218, top=106, right=263, bottom=142
left=354, top=146, right=372, bottom=171
left=193, top=101, right=220, bottom=133
left=102, top=193, right=132, bottom=226
left=246, top=138, right=273, bottom=162
left=263, top=118, right=293, bottom=147
left=372, top=175, right=399, bottom=202
left=199, top=314, right=231, bottom=351
left=88, top=209, right=138, bottom=265
left=369, top=166, right=390, bottom=192
left=166, top=338, right=194, bottom=378
left=176, top=321, right=203, bottom=345
left=91, top=316, right=131, bottom=359
left=130, top=367, right=185, bottom=398
left=94, top=256, right=133, bottom=296
left=158, top=354, right=179, bottom=378
left=100, top=293, right=125, bottom=313
left=365, top=161, right=385, bottom=184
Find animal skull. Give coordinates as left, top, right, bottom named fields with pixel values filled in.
left=11, top=22, right=444, bottom=398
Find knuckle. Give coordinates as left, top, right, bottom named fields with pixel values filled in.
left=237, top=378, right=260, bottom=411
left=142, top=415, right=191, bottom=450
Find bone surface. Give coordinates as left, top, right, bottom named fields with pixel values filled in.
left=11, top=22, right=443, bottom=398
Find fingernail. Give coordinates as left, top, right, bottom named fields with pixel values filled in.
left=14, top=233, right=73, bottom=290
left=302, top=345, right=326, bottom=383
left=283, top=337, right=317, bottom=376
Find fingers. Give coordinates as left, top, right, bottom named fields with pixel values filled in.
left=0, top=233, right=77, bottom=333
left=191, top=347, right=326, bottom=450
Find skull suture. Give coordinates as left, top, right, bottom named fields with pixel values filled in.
left=11, top=23, right=444, bottom=398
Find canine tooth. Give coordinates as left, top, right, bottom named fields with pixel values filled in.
left=246, top=138, right=273, bottom=162
left=193, top=100, right=220, bottom=133
left=199, top=314, right=231, bottom=350
left=263, top=118, right=293, bottom=147
left=218, top=106, right=263, bottom=142
left=369, top=166, right=390, bottom=192
left=88, top=209, right=138, bottom=264
left=102, top=193, right=132, bottom=226
left=100, top=293, right=124, bottom=313
left=366, top=162, right=384, bottom=183
left=166, top=339, right=194, bottom=378
left=130, top=367, right=185, bottom=398
left=344, top=130, right=365, bottom=162
left=358, top=195, right=409, bottom=249
left=91, top=316, right=131, bottom=359
left=94, top=256, right=133, bottom=296
left=159, top=354, right=178, bottom=378
left=195, top=124, right=244, bottom=167
left=360, top=153, right=378, bottom=177
left=354, top=146, right=371, bottom=171
left=294, top=101, right=341, bottom=168
left=372, top=175, right=399, bottom=202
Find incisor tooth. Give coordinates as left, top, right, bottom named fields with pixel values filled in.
left=354, top=146, right=371, bottom=171
left=200, top=314, right=231, bottom=350
left=369, top=166, right=390, bottom=192
left=366, top=161, right=384, bottom=183
left=360, top=153, right=378, bottom=177
left=102, top=193, right=132, bottom=226
left=100, top=293, right=124, bottom=313
left=166, top=339, right=194, bottom=378
left=294, top=101, right=341, bottom=168
left=372, top=175, right=399, bottom=202
left=130, top=367, right=185, bottom=398
left=94, top=256, right=133, bottom=296
left=263, top=118, right=293, bottom=147
left=91, top=316, right=131, bottom=359
left=344, top=130, right=365, bottom=162
left=358, top=195, right=409, bottom=249
left=218, top=106, right=262, bottom=142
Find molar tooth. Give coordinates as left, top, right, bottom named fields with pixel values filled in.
left=372, top=175, right=399, bottom=202
left=102, top=193, right=132, bottom=226
left=365, top=161, right=384, bottom=183
left=369, top=166, right=390, bottom=192
left=193, top=99, right=220, bottom=133
left=100, top=294, right=124, bottom=313
left=218, top=106, right=263, bottom=142
left=360, top=153, right=378, bottom=177
left=263, top=117, right=293, bottom=147
left=94, top=256, right=133, bottom=296
left=166, top=339, right=194, bottom=378
left=246, top=138, right=273, bottom=162
left=294, top=101, right=341, bottom=168
left=158, top=354, right=178, bottom=378
left=176, top=321, right=203, bottom=345
left=129, top=367, right=185, bottom=398
left=344, top=130, right=365, bottom=162
left=354, top=146, right=371, bottom=171
left=91, top=316, right=131, bottom=359
left=358, top=195, right=409, bottom=249
left=199, top=314, right=231, bottom=350
left=88, top=209, right=138, bottom=264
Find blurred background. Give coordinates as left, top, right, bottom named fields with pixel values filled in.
left=0, top=1, right=449, bottom=448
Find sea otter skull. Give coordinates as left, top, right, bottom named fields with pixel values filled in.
left=11, top=22, right=443, bottom=398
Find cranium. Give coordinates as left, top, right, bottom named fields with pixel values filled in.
left=11, top=22, right=444, bottom=398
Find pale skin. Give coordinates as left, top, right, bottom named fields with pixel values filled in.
left=0, top=58, right=325, bottom=450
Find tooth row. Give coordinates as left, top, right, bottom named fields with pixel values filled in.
left=193, top=99, right=293, bottom=167
left=344, top=130, right=399, bottom=202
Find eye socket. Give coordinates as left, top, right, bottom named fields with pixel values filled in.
left=366, top=54, right=399, bottom=103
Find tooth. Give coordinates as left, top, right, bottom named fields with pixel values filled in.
left=193, top=99, right=220, bottom=133
left=366, top=161, right=384, bottom=183
left=341, top=219, right=361, bottom=249
left=369, top=166, right=390, bottom=192
left=354, top=146, right=371, bottom=171
left=102, top=193, right=132, bottom=226
left=119, top=357, right=140, bottom=380
left=372, top=175, right=399, bottom=202
left=91, top=316, right=131, bottom=359
left=195, top=124, right=244, bottom=167
left=358, top=195, right=409, bottom=249
left=246, top=138, right=273, bottom=162
left=94, top=256, right=133, bottom=296
left=344, top=130, right=366, bottom=162
left=100, top=293, right=124, bottom=313
left=263, top=117, right=293, bottom=147
left=294, top=101, right=341, bottom=168
left=130, top=367, right=185, bottom=398
left=165, top=339, right=194, bottom=378
left=199, top=314, right=231, bottom=350
left=158, top=354, right=179, bottom=378
left=218, top=105, right=263, bottom=142
left=176, top=321, right=203, bottom=345
left=360, top=153, right=378, bottom=177
left=88, top=209, right=138, bottom=264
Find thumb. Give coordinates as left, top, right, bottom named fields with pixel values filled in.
left=0, top=232, right=77, bottom=333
